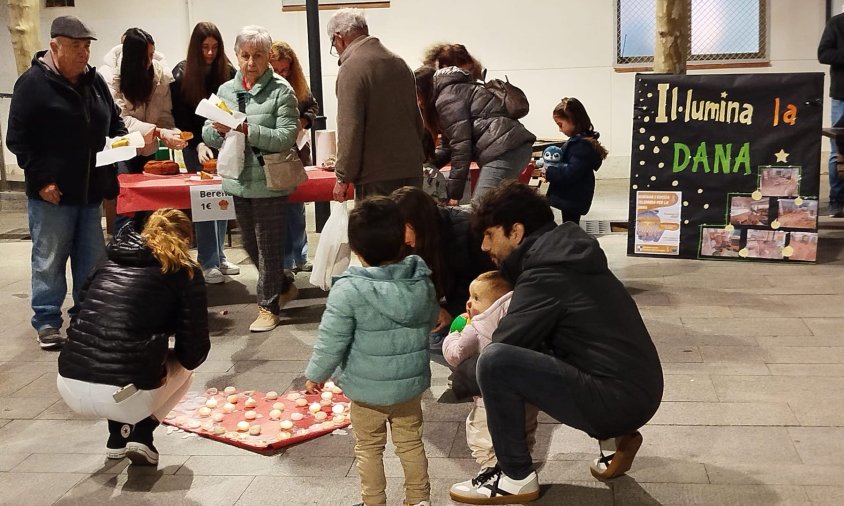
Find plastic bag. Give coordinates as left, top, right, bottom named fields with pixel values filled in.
left=217, top=130, right=245, bottom=179
left=309, top=201, right=351, bottom=290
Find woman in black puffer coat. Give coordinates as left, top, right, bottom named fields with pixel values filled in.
left=57, top=209, right=209, bottom=467
left=419, top=66, right=535, bottom=205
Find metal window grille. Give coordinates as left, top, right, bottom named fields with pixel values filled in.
left=616, top=0, right=769, bottom=67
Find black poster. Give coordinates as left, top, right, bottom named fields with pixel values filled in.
left=627, top=73, right=824, bottom=262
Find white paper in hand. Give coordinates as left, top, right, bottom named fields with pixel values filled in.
left=196, top=93, right=246, bottom=130
left=95, top=131, right=146, bottom=166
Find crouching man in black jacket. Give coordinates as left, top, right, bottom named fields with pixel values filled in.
left=57, top=209, right=209, bottom=467
left=449, top=181, right=663, bottom=504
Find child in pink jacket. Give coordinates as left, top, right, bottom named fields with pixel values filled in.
left=443, top=271, right=539, bottom=476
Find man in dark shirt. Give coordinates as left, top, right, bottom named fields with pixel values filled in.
left=819, top=11, right=844, bottom=217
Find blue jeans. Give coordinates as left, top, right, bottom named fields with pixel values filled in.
left=283, top=202, right=308, bottom=269
left=183, top=145, right=230, bottom=269
left=472, top=142, right=533, bottom=205
left=28, top=198, right=106, bottom=331
left=829, top=99, right=844, bottom=205
left=195, top=220, right=228, bottom=270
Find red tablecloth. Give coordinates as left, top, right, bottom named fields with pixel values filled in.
left=116, top=167, right=349, bottom=214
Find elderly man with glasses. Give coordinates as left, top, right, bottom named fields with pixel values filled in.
left=327, top=8, right=425, bottom=202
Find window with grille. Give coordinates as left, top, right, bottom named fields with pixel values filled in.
left=616, top=0, right=768, bottom=68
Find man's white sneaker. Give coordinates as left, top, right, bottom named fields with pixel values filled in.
left=203, top=267, right=224, bottom=284
left=449, top=467, right=539, bottom=504
left=219, top=260, right=240, bottom=275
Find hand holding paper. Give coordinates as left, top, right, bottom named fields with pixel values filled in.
left=196, top=93, right=246, bottom=130
left=96, top=131, right=145, bottom=167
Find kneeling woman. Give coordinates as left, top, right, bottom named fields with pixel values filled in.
left=57, top=208, right=210, bottom=466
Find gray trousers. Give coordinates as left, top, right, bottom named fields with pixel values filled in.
left=232, top=196, right=291, bottom=314
left=472, top=142, right=534, bottom=205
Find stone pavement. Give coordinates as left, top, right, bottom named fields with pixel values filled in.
left=1, top=180, right=843, bottom=505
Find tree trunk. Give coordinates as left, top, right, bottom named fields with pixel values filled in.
left=654, top=0, right=689, bottom=74
left=7, top=0, right=40, bottom=76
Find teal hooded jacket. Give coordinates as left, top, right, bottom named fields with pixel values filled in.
left=305, top=255, right=438, bottom=406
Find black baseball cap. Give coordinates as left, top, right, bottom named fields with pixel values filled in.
left=50, top=15, right=97, bottom=40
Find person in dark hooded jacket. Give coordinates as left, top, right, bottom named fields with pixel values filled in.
left=421, top=66, right=535, bottom=205
left=448, top=182, right=663, bottom=505
left=57, top=208, right=209, bottom=467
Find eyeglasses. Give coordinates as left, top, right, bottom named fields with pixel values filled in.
left=330, top=35, right=338, bottom=58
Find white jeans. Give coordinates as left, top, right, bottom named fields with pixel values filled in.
left=56, top=358, right=193, bottom=425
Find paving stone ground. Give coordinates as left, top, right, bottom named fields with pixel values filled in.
left=1, top=180, right=842, bottom=505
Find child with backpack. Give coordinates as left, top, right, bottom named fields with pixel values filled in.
left=304, top=197, right=439, bottom=506
left=541, top=97, right=609, bottom=224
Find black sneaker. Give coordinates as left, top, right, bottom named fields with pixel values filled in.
left=36, top=327, right=66, bottom=350
left=126, top=416, right=160, bottom=466
left=829, top=203, right=844, bottom=218
left=106, top=419, right=131, bottom=459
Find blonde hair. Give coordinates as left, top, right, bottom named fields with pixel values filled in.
left=270, top=40, right=311, bottom=103
left=474, top=271, right=512, bottom=300
left=141, top=208, right=198, bottom=279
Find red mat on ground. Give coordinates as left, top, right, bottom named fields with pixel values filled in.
left=162, top=384, right=351, bottom=451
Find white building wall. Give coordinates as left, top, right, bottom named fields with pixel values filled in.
left=0, top=0, right=830, bottom=181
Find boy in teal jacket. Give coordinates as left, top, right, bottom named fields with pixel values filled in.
left=305, top=197, right=438, bottom=506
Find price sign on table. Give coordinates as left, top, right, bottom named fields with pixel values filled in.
left=189, top=184, right=236, bottom=222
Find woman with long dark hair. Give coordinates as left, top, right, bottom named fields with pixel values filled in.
left=270, top=40, right=319, bottom=274
left=101, top=28, right=187, bottom=231
left=390, top=186, right=494, bottom=350
left=172, top=22, right=238, bottom=284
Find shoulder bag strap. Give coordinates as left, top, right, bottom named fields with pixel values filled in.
left=237, top=92, right=265, bottom=167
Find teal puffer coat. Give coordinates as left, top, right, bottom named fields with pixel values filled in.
left=202, top=67, right=299, bottom=198
left=305, top=255, right=439, bottom=406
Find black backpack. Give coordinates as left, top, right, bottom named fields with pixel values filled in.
left=484, top=76, right=529, bottom=119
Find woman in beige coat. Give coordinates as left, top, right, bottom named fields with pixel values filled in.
left=101, top=28, right=187, bottom=230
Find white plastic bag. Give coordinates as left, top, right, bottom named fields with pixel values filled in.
left=217, top=130, right=245, bottom=179
left=309, top=201, right=351, bottom=290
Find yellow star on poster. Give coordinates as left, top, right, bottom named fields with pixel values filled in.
left=720, top=91, right=728, bottom=98
left=775, top=149, right=789, bottom=163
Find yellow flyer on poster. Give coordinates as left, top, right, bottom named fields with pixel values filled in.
left=634, top=191, right=682, bottom=255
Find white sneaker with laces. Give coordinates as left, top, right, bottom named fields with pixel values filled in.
left=449, top=467, right=539, bottom=504
left=203, top=267, right=224, bottom=284
left=219, top=260, right=240, bottom=275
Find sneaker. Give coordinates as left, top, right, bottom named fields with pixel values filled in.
left=219, top=260, right=240, bottom=275
left=250, top=307, right=280, bottom=332
left=125, top=441, right=159, bottom=465
left=126, top=416, right=160, bottom=466
left=830, top=203, right=844, bottom=218
left=429, top=329, right=446, bottom=352
left=590, top=431, right=643, bottom=480
left=449, top=466, right=540, bottom=504
left=293, top=261, right=313, bottom=273
left=279, top=284, right=299, bottom=309
left=36, top=327, right=66, bottom=350
left=106, top=419, right=131, bottom=459
left=203, top=267, right=224, bottom=284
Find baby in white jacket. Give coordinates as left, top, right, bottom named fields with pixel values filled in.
left=442, top=271, right=538, bottom=474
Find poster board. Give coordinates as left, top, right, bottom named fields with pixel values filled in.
left=627, top=73, right=823, bottom=262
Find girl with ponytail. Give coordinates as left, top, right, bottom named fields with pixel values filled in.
left=57, top=208, right=209, bottom=467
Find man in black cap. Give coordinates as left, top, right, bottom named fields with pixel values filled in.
left=7, top=15, right=127, bottom=349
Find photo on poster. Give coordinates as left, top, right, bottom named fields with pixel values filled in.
left=745, top=229, right=786, bottom=259
left=700, top=227, right=742, bottom=257
left=759, top=166, right=800, bottom=197
left=730, top=196, right=769, bottom=226
left=634, top=191, right=682, bottom=255
left=777, top=199, right=818, bottom=229
left=787, top=232, right=818, bottom=262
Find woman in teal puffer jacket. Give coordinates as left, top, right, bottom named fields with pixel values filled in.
left=202, top=25, right=300, bottom=333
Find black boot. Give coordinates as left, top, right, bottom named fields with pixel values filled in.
left=125, top=416, right=160, bottom=466
left=106, top=419, right=131, bottom=459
